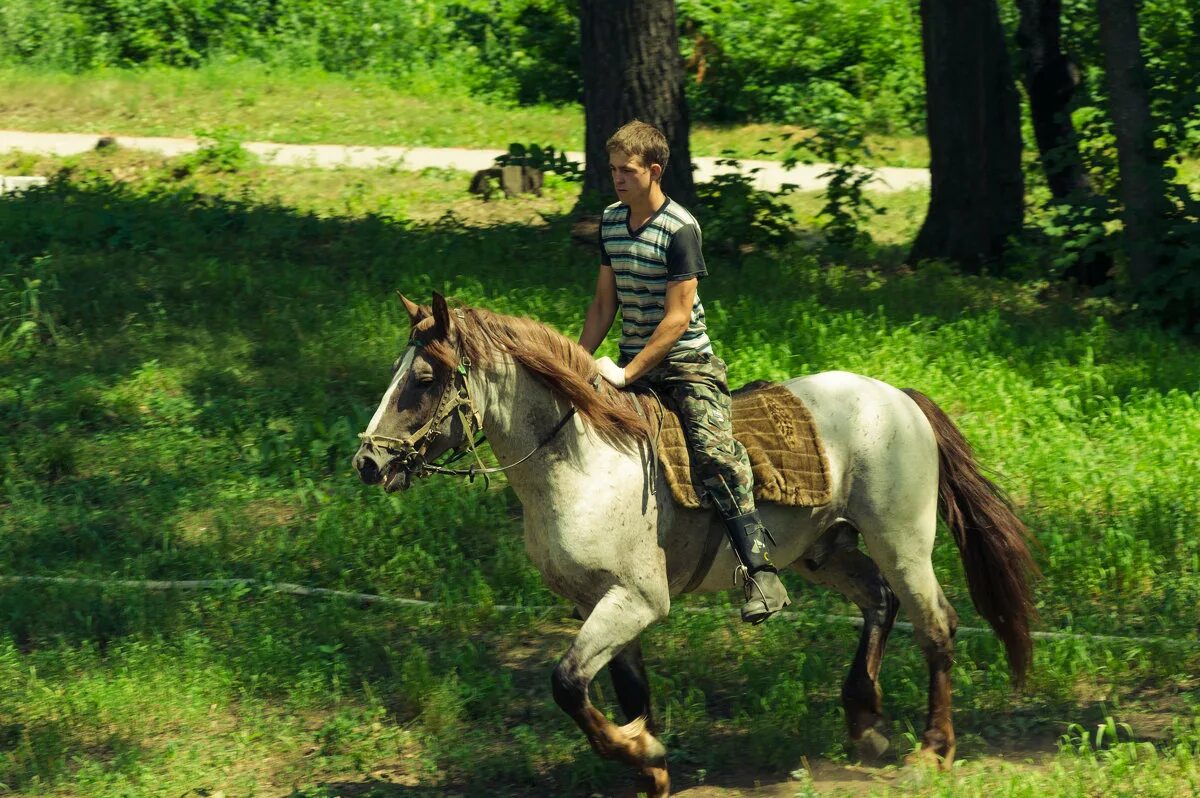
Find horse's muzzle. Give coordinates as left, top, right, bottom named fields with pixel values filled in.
left=353, top=443, right=419, bottom=492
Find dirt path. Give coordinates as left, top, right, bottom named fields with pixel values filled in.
left=0, top=129, right=929, bottom=193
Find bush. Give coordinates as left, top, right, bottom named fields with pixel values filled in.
left=172, top=128, right=255, bottom=176
left=695, top=156, right=797, bottom=258
left=677, top=0, right=925, bottom=132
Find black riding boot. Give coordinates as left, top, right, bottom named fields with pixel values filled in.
left=723, top=510, right=792, bottom=624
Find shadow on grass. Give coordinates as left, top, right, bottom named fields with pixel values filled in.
left=0, top=719, right=150, bottom=793
left=7, top=177, right=1194, bottom=385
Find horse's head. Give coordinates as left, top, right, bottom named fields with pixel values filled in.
left=352, top=291, right=479, bottom=492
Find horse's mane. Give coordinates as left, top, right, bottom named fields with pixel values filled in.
left=427, top=304, right=651, bottom=444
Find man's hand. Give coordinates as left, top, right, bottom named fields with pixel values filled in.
left=594, top=356, right=627, bottom=388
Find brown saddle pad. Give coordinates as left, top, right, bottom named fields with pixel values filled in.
left=643, top=381, right=832, bottom=509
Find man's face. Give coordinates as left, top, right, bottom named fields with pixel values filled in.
left=609, top=151, right=660, bottom=202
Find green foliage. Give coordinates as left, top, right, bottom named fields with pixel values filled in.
left=1008, top=1, right=1200, bottom=326
left=443, top=0, right=580, bottom=104
left=494, top=142, right=582, bottom=180
left=0, top=0, right=580, bottom=103
left=677, top=0, right=926, bottom=132
left=0, top=258, right=63, bottom=358
left=1127, top=196, right=1200, bottom=334
left=781, top=111, right=884, bottom=249
left=1015, top=188, right=1116, bottom=283
left=172, top=128, right=255, bottom=176
left=695, top=156, right=797, bottom=257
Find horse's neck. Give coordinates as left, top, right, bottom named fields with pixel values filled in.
left=471, top=359, right=579, bottom=463
left=468, top=358, right=634, bottom=504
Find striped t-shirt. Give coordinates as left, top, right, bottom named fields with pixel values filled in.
left=599, top=198, right=713, bottom=362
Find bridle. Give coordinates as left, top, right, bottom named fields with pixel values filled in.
left=357, top=336, right=576, bottom=487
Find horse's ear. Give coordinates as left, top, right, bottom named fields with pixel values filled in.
left=397, top=292, right=422, bottom=325
left=431, top=291, right=452, bottom=337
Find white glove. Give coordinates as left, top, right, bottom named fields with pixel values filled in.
left=594, top=356, right=628, bottom=388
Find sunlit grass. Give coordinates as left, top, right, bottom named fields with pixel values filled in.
left=0, top=63, right=931, bottom=167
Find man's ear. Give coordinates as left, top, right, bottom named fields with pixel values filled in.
left=431, top=291, right=452, bottom=337
left=650, top=162, right=663, bottom=182
left=397, top=292, right=422, bottom=326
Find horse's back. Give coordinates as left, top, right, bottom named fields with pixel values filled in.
left=781, top=371, right=938, bottom=515
left=783, top=370, right=933, bottom=444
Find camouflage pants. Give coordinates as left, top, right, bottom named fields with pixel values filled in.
left=629, top=350, right=756, bottom=517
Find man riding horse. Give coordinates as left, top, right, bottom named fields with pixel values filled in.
left=578, top=120, right=791, bottom=624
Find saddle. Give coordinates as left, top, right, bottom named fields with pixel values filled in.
left=637, top=381, right=832, bottom=510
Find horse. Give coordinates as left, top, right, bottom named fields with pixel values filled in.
left=352, top=292, right=1038, bottom=797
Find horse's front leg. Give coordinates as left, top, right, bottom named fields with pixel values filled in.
left=554, top=586, right=670, bottom=797
left=607, top=638, right=656, bottom=731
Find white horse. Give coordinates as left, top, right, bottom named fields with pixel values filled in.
left=353, top=293, right=1037, bottom=797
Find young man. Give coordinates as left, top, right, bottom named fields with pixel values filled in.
left=578, top=120, right=791, bottom=624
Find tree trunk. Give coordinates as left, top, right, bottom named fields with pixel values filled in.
left=1016, top=0, right=1112, bottom=286
left=909, top=0, right=1025, bottom=271
left=1015, top=0, right=1092, bottom=198
left=1095, top=0, right=1173, bottom=287
left=579, top=0, right=697, bottom=207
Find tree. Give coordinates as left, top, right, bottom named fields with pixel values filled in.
left=1016, top=0, right=1112, bottom=286
left=578, top=0, right=697, bottom=207
left=1015, top=0, right=1093, bottom=199
left=1095, top=0, right=1174, bottom=288
left=909, top=0, right=1024, bottom=271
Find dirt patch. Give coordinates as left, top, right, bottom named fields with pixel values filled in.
left=672, top=760, right=887, bottom=797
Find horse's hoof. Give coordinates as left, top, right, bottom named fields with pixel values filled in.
left=903, top=744, right=954, bottom=772
left=853, top=724, right=891, bottom=761
left=618, top=715, right=666, bottom=764
left=638, top=764, right=670, bottom=798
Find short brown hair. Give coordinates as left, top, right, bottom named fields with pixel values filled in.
left=606, top=120, right=669, bottom=177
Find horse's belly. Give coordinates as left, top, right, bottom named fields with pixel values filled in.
left=664, top=501, right=838, bottom=596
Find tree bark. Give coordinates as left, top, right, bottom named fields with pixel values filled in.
left=1016, top=0, right=1113, bottom=286
left=1015, top=0, right=1092, bottom=198
left=1095, top=0, right=1173, bottom=287
left=578, top=0, right=697, bottom=207
left=909, top=0, right=1025, bottom=271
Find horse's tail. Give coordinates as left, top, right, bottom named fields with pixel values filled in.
left=902, top=388, right=1040, bottom=683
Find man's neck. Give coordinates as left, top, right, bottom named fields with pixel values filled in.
left=627, top=185, right=667, bottom=221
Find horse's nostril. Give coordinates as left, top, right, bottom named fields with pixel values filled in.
left=354, top=453, right=381, bottom=484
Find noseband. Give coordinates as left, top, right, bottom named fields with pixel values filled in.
left=357, top=338, right=576, bottom=486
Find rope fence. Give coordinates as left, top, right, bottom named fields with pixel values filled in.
left=0, top=574, right=1192, bottom=649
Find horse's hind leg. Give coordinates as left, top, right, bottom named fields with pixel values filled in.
left=860, top=522, right=959, bottom=768
left=554, top=588, right=669, bottom=797
left=792, top=545, right=899, bottom=759
left=608, top=639, right=656, bottom=731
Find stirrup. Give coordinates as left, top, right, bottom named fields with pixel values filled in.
left=733, top=565, right=790, bottom=625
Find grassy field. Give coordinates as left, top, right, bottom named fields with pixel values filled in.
left=0, top=64, right=933, bottom=168
left=1, top=145, right=1199, bottom=797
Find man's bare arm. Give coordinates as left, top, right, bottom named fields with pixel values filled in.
left=621, top=277, right=697, bottom=383
left=579, top=265, right=619, bottom=354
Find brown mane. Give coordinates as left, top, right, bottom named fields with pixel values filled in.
left=424, top=303, right=651, bottom=445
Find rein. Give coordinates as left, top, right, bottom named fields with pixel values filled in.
left=358, top=338, right=576, bottom=488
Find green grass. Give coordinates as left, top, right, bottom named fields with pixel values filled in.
left=0, top=63, right=932, bottom=167
left=1, top=148, right=1199, bottom=796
